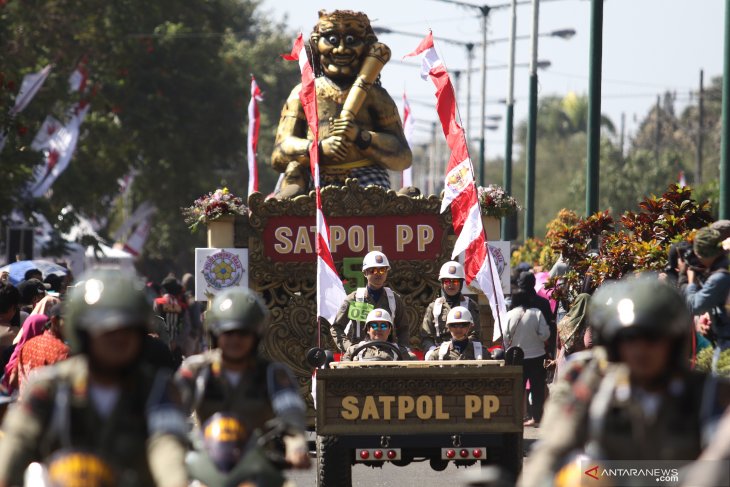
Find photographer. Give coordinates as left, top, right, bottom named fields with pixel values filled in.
left=684, top=227, right=730, bottom=370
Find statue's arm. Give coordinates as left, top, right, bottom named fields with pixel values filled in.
left=271, top=86, right=311, bottom=172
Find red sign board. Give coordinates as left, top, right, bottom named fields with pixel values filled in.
left=263, top=215, right=445, bottom=262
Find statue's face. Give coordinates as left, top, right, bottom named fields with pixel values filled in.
left=316, top=18, right=368, bottom=80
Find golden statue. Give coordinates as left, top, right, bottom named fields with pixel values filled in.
left=271, top=9, right=412, bottom=196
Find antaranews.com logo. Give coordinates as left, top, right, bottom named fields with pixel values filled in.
left=579, top=460, right=730, bottom=487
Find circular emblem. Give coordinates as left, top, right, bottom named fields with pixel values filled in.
left=203, top=250, right=244, bottom=290
left=376, top=310, right=383, bottom=317
left=488, top=244, right=507, bottom=277
left=448, top=265, right=457, bottom=274
left=375, top=255, right=384, bottom=263
left=454, top=310, right=462, bottom=319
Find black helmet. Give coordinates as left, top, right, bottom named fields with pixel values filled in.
left=207, top=288, right=269, bottom=337
left=64, top=269, right=152, bottom=353
left=589, top=276, right=691, bottom=362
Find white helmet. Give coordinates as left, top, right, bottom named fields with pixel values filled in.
left=439, top=261, right=465, bottom=280
left=365, top=308, right=393, bottom=325
left=362, top=251, right=390, bottom=271
left=446, top=306, right=473, bottom=325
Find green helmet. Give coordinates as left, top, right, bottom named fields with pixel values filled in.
left=208, top=288, right=269, bottom=337
left=589, top=276, right=691, bottom=361
left=65, top=269, right=152, bottom=353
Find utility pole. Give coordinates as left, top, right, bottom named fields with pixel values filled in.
left=696, top=69, right=704, bottom=185
left=479, top=6, right=491, bottom=187
left=654, top=95, right=661, bottom=164
left=524, top=0, right=539, bottom=238
left=466, top=43, right=475, bottom=143
left=585, top=0, right=603, bottom=217
left=722, top=0, right=730, bottom=219
left=502, top=0, right=518, bottom=241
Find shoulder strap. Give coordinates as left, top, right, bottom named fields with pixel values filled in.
left=356, top=288, right=366, bottom=302
left=433, top=297, right=444, bottom=320
left=438, top=341, right=451, bottom=360
left=507, top=308, right=527, bottom=348
left=385, top=287, right=396, bottom=316
left=460, top=296, right=469, bottom=307
left=473, top=342, right=483, bottom=359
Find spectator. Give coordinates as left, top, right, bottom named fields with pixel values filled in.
left=1, top=314, right=47, bottom=393
left=0, top=284, right=22, bottom=351
left=711, top=219, right=730, bottom=240
left=552, top=293, right=591, bottom=378
left=43, top=274, right=63, bottom=295
left=517, top=271, right=557, bottom=358
left=16, top=279, right=47, bottom=314
left=13, top=304, right=68, bottom=394
left=181, top=273, right=202, bottom=354
left=504, top=290, right=550, bottom=427
left=153, top=276, right=187, bottom=366
left=23, top=269, right=41, bottom=282
left=29, top=295, right=59, bottom=318
left=685, top=227, right=730, bottom=371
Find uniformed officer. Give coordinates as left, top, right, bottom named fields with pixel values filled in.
left=0, top=270, right=189, bottom=487
left=341, top=309, right=411, bottom=361
left=330, top=251, right=410, bottom=352
left=519, top=276, right=730, bottom=487
left=426, top=307, right=486, bottom=360
left=420, top=261, right=481, bottom=353
left=175, top=288, right=310, bottom=469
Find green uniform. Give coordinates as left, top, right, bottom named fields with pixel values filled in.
left=341, top=339, right=411, bottom=361
left=426, top=340, right=484, bottom=360
left=331, top=288, right=409, bottom=352
left=0, top=355, right=188, bottom=487
left=519, top=348, right=730, bottom=487
left=420, top=295, right=481, bottom=351
left=176, top=349, right=305, bottom=433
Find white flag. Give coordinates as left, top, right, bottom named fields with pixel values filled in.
left=28, top=102, right=90, bottom=198
left=11, top=65, right=52, bottom=115
left=402, top=92, right=414, bottom=188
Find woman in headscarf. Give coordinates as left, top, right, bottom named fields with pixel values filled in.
left=29, top=295, right=60, bottom=318
left=1, top=314, right=48, bottom=393
left=553, top=293, right=592, bottom=378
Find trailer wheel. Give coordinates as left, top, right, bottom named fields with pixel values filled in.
left=316, top=435, right=352, bottom=487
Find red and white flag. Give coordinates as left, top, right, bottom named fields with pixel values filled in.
left=678, top=170, right=686, bottom=188
left=406, top=31, right=507, bottom=339
left=247, top=76, right=263, bottom=196
left=68, top=62, right=89, bottom=93
left=28, top=101, right=90, bottom=198
left=121, top=214, right=154, bottom=256
left=30, top=115, right=63, bottom=151
left=402, top=92, right=414, bottom=188
left=284, top=34, right=346, bottom=324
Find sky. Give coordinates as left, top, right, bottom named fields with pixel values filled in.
left=260, top=0, right=725, bottom=163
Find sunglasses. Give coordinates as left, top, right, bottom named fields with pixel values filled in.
left=448, top=323, right=470, bottom=328
left=369, top=322, right=391, bottom=330
left=442, top=278, right=462, bottom=286
left=367, top=268, right=388, bottom=276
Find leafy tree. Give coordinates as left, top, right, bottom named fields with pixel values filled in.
left=0, top=0, right=299, bottom=277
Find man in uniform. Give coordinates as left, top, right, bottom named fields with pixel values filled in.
left=330, top=250, right=410, bottom=352
left=175, top=288, right=310, bottom=470
left=341, top=309, right=410, bottom=361
left=420, top=261, right=481, bottom=353
left=0, top=270, right=189, bottom=487
left=271, top=9, right=412, bottom=190
left=519, top=277, right=730, bottom=487
left=426, top=307, right=486, bottom=361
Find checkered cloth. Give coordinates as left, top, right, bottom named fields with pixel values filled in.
left=319, top=165, right=391, bottom=189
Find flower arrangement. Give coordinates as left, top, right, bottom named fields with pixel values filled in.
left=182, top=187, right=247, bottom=232
left=477, top=185, right=520, bottom=218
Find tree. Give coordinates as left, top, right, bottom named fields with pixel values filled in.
left=0, top=0, right=299, bottom=277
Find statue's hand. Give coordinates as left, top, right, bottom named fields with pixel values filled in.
left=320, top=135, right=351, bottom=162
left=330, top=118, right=360, bottom=142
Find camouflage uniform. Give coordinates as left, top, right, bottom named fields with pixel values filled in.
left=0, top=356, right=188, bottom=487
left=341, top=339, right=411, bottom=361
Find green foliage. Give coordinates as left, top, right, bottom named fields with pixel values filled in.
left=511, top=238, right=545, bottom=268
left=0, top=0, right=298, bottom=275
left=547, top=185, right=712, bottom=303
left=695, top=347, right=730, bottom=377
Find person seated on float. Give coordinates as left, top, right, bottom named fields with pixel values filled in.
left=341, top=309, right=410, bottom=362
left=426, top=307, right=487, bottom=361
left=270, top=9, right=412, bottom=192
left=420, top=261, right=481, bottom=353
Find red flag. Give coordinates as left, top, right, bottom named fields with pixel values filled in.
left=284, top=34, right=346, bottom=324
left=247, top=76, right=263, bottom=196
left=402, top=92, right=414, bottom=188
left=407, top=32, right=507, bottom=339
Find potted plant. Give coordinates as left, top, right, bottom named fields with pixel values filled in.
left=477, top=185, right=520, bottom=240
left=182, top=188, right=247, bottom=247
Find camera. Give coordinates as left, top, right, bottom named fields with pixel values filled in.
left=680, top=246, right=705, bottom=270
